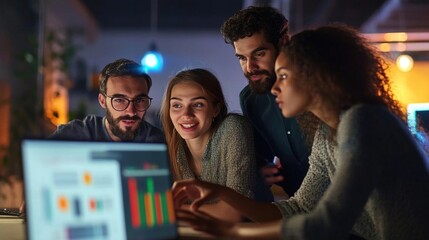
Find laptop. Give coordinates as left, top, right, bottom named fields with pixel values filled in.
left=21, top=139, right=177, bottom=240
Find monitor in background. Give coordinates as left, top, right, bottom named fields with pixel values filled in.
left=22, top=140, right=177, bottom=240
left=407, top=103, right=429, bottom=134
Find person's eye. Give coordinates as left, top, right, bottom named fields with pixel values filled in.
left=134, top=97, right=147, bottom=104
left=113, top=98, right=126, bottom=104
left=237, top=55, right=246, bottom=61
left=255, top=51, right=265, bottom=58
left=279, top=73, right=288, bottom=80
left=170, top=103, right=182, bottom=109
left=193, top=102, right=204, bottom=108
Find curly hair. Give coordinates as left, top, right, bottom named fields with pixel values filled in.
left=99, top=58, right=152, bottom=94
left=160, top=68, right=228, bottom=179
left=284, top=23, right=405, bottom=130
left=220, top=6, right=288, bottom=49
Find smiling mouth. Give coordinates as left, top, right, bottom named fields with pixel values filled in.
left=181, top=123, right=197, bottom=129
left=121, top=120, right=137, bottom=126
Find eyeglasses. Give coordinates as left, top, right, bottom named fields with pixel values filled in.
left=103, top=94, right=152, bottom=112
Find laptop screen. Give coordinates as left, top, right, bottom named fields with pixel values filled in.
left=22, top=140, right=177, bottom=240
left=407, top=103, right=429, bottom=134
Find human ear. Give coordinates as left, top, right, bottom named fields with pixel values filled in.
left=98, top=93, right=106, bottom=109
left=213, top=103, right=221, bottom=118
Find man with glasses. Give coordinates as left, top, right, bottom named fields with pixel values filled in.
left=50, top=58, right=164, bottom=142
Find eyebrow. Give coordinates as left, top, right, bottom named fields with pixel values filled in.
left=111, top=93, right=149, bottom=98
left=275, top=66, right=290, bottom=73
left=170, top=96, right=208, bottom=101
left=235, top=46, right=268, bottom=58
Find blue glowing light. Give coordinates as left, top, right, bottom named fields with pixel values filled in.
left=141, top=51, right=164, bottom=73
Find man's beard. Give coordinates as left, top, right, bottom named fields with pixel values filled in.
left=105, top=108, right=141, bottom=141
left=245, top=70, right=276, bottom=94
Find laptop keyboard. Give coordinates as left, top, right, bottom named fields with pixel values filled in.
left=0, top=208, right=21, bottom=217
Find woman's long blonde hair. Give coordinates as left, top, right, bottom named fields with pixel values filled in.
left=160, top=68, right=228, bottom=179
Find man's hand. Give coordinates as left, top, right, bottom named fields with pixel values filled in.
left=261, top=165, right=284, bottom=185
left=261, top=156, right=284, bottom=186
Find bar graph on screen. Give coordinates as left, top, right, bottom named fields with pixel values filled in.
left=127, top=177, right=174, bottom=228
left=122, top=162, right=176, bottom=238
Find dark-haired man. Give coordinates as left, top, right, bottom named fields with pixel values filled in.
left=221, top=6, right=310, bottom=199
left=50, top=58, right=164, bottom=143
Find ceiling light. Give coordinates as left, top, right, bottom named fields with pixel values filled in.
left=396, top=54, right=414, bottom=72
left=141, top=43, right=163, bottom=73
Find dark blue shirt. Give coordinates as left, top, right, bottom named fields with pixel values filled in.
left=240, top=86, right=310, bottom=196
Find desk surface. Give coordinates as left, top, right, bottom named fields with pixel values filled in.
left=0, top=216, right=212, bottom=240
left=0, top=216, right=26, bottom=240
left=177, top=225, right=213, bottom=239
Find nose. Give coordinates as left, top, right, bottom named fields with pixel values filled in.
left=183, top=105, right=194, bottom=117
left=246, top=58, right=258, bottom=73
left=125, top=101, right=138, bottom=115
left=271, top=79, right=280, bottom=96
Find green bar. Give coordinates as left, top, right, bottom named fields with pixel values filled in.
left=147, top=178, right=156, bottom=225
left=139, top=191, right=146, bottom=228
left=161, top=192, right=169, bottom=224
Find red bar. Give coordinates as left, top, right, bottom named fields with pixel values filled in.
left=128, top=178, right=140, bottom=227
left=155, top=193, right=163, bottom=225
left=89, top=198, right=96, bottom=211
left=144, top=193, right=153, bottom=226
left=166, top=191, right=175, bottom=223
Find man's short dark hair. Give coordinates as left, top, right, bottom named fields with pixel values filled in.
left=220, top=6, right=288, bottom=49
left=99, top=59, right=152, bottom=94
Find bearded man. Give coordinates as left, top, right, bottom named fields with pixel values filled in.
left=50, top=58, right=164, bottom=143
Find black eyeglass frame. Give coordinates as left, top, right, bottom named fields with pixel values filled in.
left=102, top=93, right=153, bottom=112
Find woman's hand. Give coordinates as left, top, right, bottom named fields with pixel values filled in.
left=172, top=179, right=227, bottom=211
left=176, top=209, right=237, bottom=238
left=177, top=209, right=283, bottom=240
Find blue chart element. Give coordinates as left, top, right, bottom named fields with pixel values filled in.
left=74, top=198, right=81, bottom=217
left=67, top=224, right=108, bottom=239
left=141, top=51, right=164, bottom=73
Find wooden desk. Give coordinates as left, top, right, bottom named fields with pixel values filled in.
left=0, top=216, right=25, bottom=240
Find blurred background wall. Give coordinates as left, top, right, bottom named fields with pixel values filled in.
left=1, top=0, right=429, bottom=181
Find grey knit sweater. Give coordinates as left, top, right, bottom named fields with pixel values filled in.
left=176, top=114, right=255, bottom=199
left=275, top=104, right=429, bottom=240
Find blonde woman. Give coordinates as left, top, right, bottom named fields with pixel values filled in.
left=160, top=68, right=266, bottom=222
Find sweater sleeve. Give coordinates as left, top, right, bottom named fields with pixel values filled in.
left=222, top=114, right=256, bottom=199
left=281, top=105, right=380, bottom=239
left=273, top=125, right=331, bottom=216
